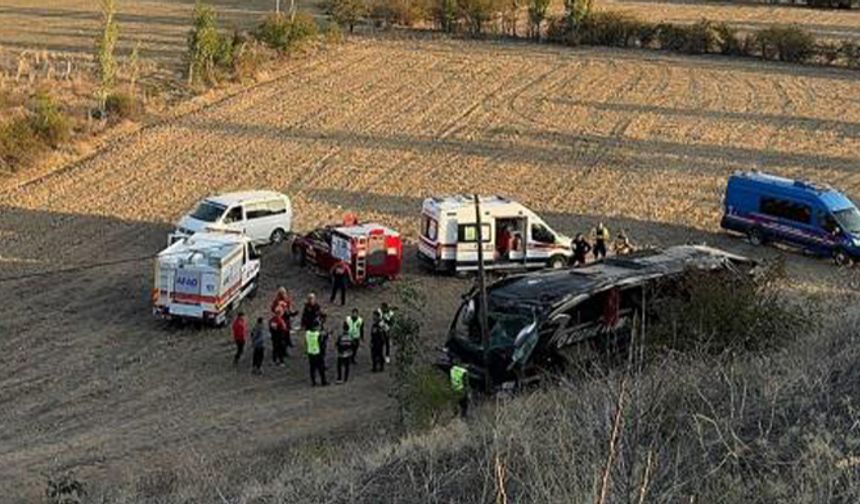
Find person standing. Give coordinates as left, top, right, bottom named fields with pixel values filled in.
left=571, top=233, right=592, bottom=267
left=370, top=311, right=386, bottom=373
left=251, top=317, right=267, bottom=375
left=301, top=293, right=325, bottom=331
left=343, top=308, right=364, bottom=364
left=378, top=302, right=395, bottom=364
left=330, top=259, right=351, bottom=306
left=269, top=307, right=288, bottom=366
left=231, top=312, right=247, bottom=366
left=335, top=330, right=354, bottom=384
left=305, top=321, right=328, bottom=386
left=593, top=222, right=610, bottom=260
left=450, top=362, right=469, bottom=418
left=271, top=286, right=290, bottom=315
left=613, top=231, right=634, bottom=256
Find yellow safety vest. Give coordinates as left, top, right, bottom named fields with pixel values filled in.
left=346, top=316, right=363, bottom=340
left=450, top=365, right=467, bottom=393
left=596, top=227, right=610, bottom=241
left=305, top=330, right=321, bottom=356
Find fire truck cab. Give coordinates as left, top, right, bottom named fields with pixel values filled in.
left=292, top=222, right=403, bottom=285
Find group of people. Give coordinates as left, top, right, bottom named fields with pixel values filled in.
left=230, top=287, right=396, bottom=386
left=570, top=222, right=635, bottom=267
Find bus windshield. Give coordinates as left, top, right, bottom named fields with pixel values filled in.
left=834, top=207, right=860, bottom=234
left=190, top=201, right=227, bottom=223
left=453, top=296, right=534, bottom=349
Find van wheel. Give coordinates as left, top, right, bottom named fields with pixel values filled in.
left=833, top=249, right=854, bottom=267
left=270, top=228, right=287, bottom=244
left=247, top=277, right=259, bottom=299
left=747, top=228, right=765, bottom=246
left=548, top=255, right=567, bottom=269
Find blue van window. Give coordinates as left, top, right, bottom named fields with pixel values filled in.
left=760, top=197, right=811, bottom=224
left=834, top=207, right=860, bottom=234
left=820, top=212, right=839, bottom=234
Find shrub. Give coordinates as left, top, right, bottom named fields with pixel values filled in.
left=30, top=92, right=71, bottom=148
left=325, top=0, right=367, bottom=32
left=256, top=12, right=319, bottom=52
left=95, top=0, right=119, bottom=113
left=186, top=2, right=228, bottom=84
left=457, top=0, right=503, bottom=36
left=577, top=11, right=643, bottom=47
left=840, top=41, right=860, bottom=68
left=320, top=20, right=345, bottom=44
left=713, top=21, right=747, bottom=56
left=104, top=92, right=141, bottom=120
left=544, top=14, right=570, bottom=43
left=527, top=0, right=551, bottom=40
left=656, top=19, right=716, bottom=54
left=753, top=25, right=815, bottom=63
left=431, top=0, right=458, bottom=32
left=369, top=0, right=429, bottom=27
left=231, top=40, right=266, bottom=82
left=0, top=117, right=43, bottom=172
left=648, top=262, right=808, bottom=354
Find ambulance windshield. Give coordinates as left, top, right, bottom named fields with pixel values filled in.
left=191, top=201, right=227, bottom=222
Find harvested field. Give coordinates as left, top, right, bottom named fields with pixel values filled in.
left=601, top=0, right=860, bottom=41
left=2, top=35, right=860, bottom=500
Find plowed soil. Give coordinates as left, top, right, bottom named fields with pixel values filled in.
left=2, top=36, right=860, bottom=500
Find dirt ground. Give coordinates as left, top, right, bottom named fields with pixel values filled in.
left=1, top=35, right=860, bottom=500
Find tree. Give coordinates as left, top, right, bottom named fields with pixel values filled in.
left=527, top=0, right=550, bottom=40
left=95, top=0, right=119, bottom=115
left=187, top=1, right=221, bottom=85
left=564, top=0, right=593, bottom=35
left=325, top=0, right=367, bottom=33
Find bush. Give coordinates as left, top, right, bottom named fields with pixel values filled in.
left=30, top=92, right=71, bottom=148
left=527, top=0, right=551, bottom=39
left=369, top=0, right=429, bottom=27
left=187, top=2, right=223, bottom=84
left=325, top=0, right=367, bottom=32
left=656, top=19, right=716, bottom=54
left=321, top=20, right=345, bottom=44
left=577, top=11, right=643, bottom=47
left=753, top=25, right=815, bottom=63
left=104, top=92, right=142, bottom=120
left=231, top=40, right=266, bottom=82
left=840, top=41, right=860, bottom=68
left=648, top=263, right=809, bottom=354
left=256, top=12, right=319, bottom=52
left=457, top=0, right=503, bottom=36
left=0, top=117, right=43, bottom=172
left=431, top=0, right=458, bottom=32
left=713, top=21, right=748, bottom=56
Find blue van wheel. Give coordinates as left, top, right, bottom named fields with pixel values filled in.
left=747, top=228, right=765, bottom=246
left=833, top=249, right=853, bottom=267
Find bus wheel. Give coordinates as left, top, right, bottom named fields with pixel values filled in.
left=270, top=228, right=287, bottom=244
left=747, top=228, right=765, bottom=246
left=833, top=249, right=854, bottom=267
left=548, top=255, right=567, bottom=269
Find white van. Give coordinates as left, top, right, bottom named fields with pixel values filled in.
left=417, top=195, right=573, bottom=273
left=173, top=191, right=292, bottom=245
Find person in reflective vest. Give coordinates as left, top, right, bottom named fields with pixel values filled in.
left=593, top=222, right=610, bottom=260
left=306, top=322, right=327, bottom=386
left=450, top=362, right=469, bottom=418
left=343, top=308, right=364, bottom=364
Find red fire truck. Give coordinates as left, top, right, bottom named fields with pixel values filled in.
left=291, top=222, right=403, bottom=285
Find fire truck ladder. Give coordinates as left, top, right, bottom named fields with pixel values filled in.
left=355, top=236, right=367, bottom=283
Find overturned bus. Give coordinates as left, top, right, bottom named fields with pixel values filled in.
left=440, top=245, right=756, bottom=390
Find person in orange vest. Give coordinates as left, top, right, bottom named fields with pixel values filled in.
left=330, top=259, right=351, bottom=306
left=231, top=312, right=247, bottom=366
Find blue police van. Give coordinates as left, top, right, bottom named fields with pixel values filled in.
left=720, top=171, right=860, bottom=265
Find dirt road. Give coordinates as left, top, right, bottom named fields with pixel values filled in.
left=2, top=36, right=859, bottom=500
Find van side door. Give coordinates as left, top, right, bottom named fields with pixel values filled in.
left=528, top=222, right=557, bottom=265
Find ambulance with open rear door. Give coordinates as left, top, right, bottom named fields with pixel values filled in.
left=417, top=195, right=573, bottom=273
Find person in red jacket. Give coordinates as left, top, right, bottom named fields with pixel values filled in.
left=329, top=260, right=351, bottom=306
left=271, top=287, right=291, bottom=315
left=231, top=312, right=247, bottom=366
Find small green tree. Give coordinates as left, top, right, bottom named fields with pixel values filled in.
left=434, top=0, right=458, bottom=32
left=457, top=0, right=501, bottom=36
left=95, top=0, right=119, bottom=115
left=564, top=0, right=592, bottom=37
left=527, top=0, right=550, bottom=40
left=187, top=1, right=222, bottom=85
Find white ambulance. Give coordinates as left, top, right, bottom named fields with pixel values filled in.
left=152, top=230, right=261, bottom=325
left=417, top=195, right=573, bottom=273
